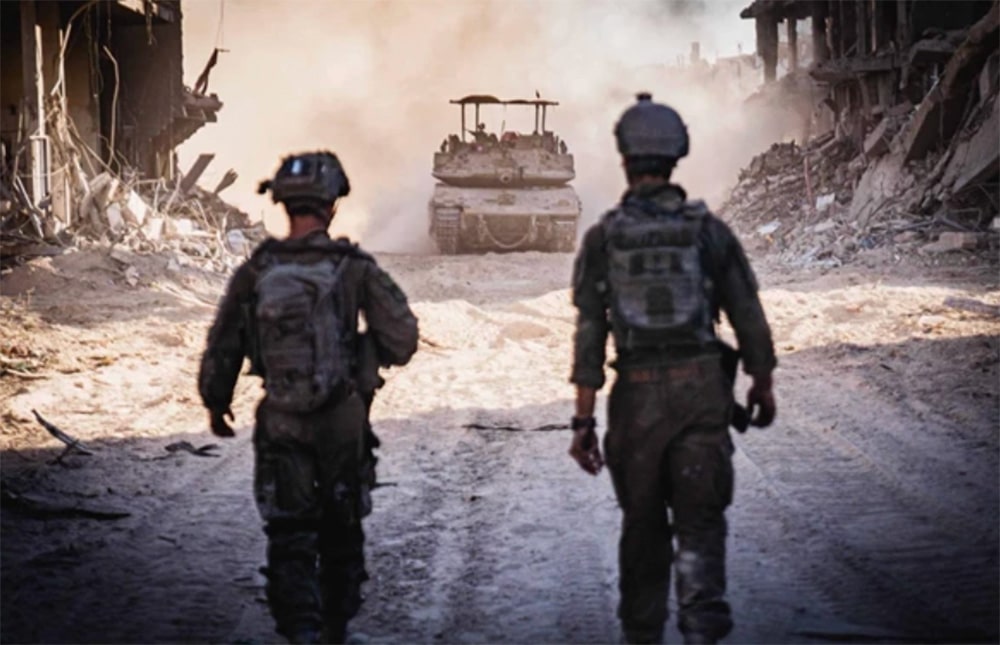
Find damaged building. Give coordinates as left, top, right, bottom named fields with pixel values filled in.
left=727, top=0, right=999, bottom=262
left=1, top=0, right=222, bottom=240
left=743, top=1, right=997, bottom=154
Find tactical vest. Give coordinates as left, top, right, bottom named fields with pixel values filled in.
left=254, top=255, right=351, bottom=412
left=602, top=198, right=715, bottom=350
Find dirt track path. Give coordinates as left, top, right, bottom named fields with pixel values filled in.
left=1, top=251, right=997, bottom=644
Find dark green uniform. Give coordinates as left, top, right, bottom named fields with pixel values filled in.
left=571, top=184, right=775, bottom=643
left=199, top=231, right=418, bottom=641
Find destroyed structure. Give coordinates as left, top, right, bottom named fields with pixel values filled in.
left=725, top=0, right=999, bottom=264
left=1, top=0, right=256, bottom=266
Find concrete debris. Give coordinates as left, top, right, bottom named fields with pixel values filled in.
left=225, top=229, right=249, bottom=256
left=815, top=194, right=836, bottom=213
left=124, top=266, right=141, bottom=287
left=3, top=118, right=262, bottom=270
left=908, top=38, right=957, bottom=68
left=142, top=217, right=165, bottom=242
left=3, top=135, right=265, bottom=270
left=757, top=220, right=781, bottom=236
left=922, top=232, right=984, bottom=254
left=812, top=219, right=836, bottom=234
left=105, top=204, right=126, bottom=232
left=863, top=118, right=892, bottom=158
left=901, top=4, right=999, bottom=165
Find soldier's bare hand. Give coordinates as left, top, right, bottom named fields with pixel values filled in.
left=210, top=407, right=236, bottom=438
left=569, top=427, right=604, bottom=475
left=747, top=374, right=776, bottom=428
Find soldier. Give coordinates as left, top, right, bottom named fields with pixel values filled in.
left=568, top=94, right=777, bottom=645
left=198, top=151, right=418, bottom=644
left=469, top=122, right=491, bottom=145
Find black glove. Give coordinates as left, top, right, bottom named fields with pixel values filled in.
left=746, top=374, right=776, bottom=428
left=209, top=407, right=236, bottom=438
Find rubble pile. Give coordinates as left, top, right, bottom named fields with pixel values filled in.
left=722, top=3, right=999, bottom=269
left=720, top=133, right=923, bottom=267
left=1, top=105, right=263, bottom=272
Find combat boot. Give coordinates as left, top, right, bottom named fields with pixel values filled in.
left=287, top=627, right=322, bottom=645
left=622, top=628, right=663, bottom=644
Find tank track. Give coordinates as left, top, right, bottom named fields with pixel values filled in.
left=433, top=215, right=460, bottom=255
left=552, top=221, right=577, bottom=253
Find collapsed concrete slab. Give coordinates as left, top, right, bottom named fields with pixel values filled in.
left=942, top=96, right=1000, bottom=194
left=901, top=2, right=1000, bottom=163
left=864, top=118, right=892, bottom=158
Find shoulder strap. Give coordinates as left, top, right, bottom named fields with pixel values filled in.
left=682, top=199, right=709, bottom=219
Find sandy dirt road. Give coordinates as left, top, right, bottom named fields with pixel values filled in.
left=1, top=248, right=997, bottom=644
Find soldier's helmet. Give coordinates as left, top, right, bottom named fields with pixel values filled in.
left=613, top=92, right=689, bottom=160
left=257, top=151, right=351, bottom=219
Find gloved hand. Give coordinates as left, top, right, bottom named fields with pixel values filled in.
left=746, top=373, right=776, bottom=428
left=209, top=407, right=236, bottom=438
left=568, top=416, right=604, bottom=475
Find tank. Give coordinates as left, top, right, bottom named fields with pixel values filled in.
left=428, top=95, right=582, bottom=254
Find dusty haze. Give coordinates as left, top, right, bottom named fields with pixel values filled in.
left=179, top=0, right=795, bottom=252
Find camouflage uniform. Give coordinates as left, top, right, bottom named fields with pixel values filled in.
left=571, top=183, right=776, bottom=643
left=199, top=231, right=418, bottom=641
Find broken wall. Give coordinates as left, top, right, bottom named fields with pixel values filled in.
left=104, top=2, right=186, bottom=177
left=2, top=0, right=224, bottom=255
left=0, top=3, right=23, bottom=168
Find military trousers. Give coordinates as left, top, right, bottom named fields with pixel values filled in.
left=605, top=356, right=735, bottom=644
left=253, top=392, right=369, bottom=642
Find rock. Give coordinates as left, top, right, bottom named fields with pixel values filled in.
left=109, top=248, right=131, bottom=265
left=757, top=220, right=781, bottom=236
left=105, top=204, right=125, bottom=231
left=167, top=218, right=195, bottom=237
left=812, top=219, right=836, bottom=233
left=815, top=194, right=836, bottom=212
left=124, top=266, right=140, bottom=287
left=142, top=216, right=165, bottom=241
left=922, top=231, right=982, bottom=253
left=122, top=190, right=151, bottom=226
left=942, top=95, right=1000, bottom=194
left=225, top=229, right=248, bottom=255
left=917, top=315, right=948, bottom=331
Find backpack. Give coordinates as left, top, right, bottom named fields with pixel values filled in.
left=254, top=255, right=351, bottom=412
left=602, top=198, right=715, bottom=350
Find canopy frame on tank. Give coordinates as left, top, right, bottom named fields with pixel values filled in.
left=449, top=95, right=560, bottom=141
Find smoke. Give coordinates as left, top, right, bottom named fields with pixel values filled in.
left=180, top=0, right=795, bottom=252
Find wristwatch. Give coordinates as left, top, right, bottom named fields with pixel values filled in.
left=571, top=416, right=596, bottom=431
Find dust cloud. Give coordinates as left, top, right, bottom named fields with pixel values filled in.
left=180, top=0, right=791, bottom=252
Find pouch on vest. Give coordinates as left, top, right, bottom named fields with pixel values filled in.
left=254, top=257, right=350, bottom=412
left=603, top=200, right=714, bottom=349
